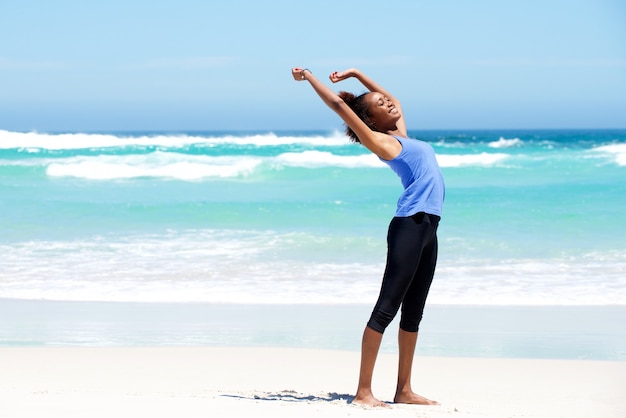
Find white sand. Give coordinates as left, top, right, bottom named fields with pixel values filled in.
left=1, top=347, right=625, bottom=418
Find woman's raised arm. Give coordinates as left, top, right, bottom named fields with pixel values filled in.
left=330, top=68, right=407, bottom=137
left=291, top=67, right=390, bottom=154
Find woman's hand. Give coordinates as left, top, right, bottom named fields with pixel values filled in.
left=329, top=68, right=357, bottom=83
left=291, top=67, right=311, bottom=81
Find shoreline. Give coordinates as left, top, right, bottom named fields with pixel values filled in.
left=1, top=298, right=625, bottom=361
left=1, top=346, right=625, bottom=418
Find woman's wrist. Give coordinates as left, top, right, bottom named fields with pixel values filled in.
left=300, top=68, right=312, bottom=80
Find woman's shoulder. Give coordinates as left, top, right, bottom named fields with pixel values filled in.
left=369, top=132, right=402, bottom=161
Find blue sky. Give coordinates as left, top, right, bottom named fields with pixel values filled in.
left=1, top=0, right=625, bottom=132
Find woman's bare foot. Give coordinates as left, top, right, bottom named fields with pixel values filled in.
left=353, top=393, right=391, bottom=408
left=394, top=390, right=439, bottom=405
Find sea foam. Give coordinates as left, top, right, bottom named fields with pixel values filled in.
left=593, top=143, right=626, bottom=166
left=0, top=129, right=348, bottom=150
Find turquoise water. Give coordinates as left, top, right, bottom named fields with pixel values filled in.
left=2, top=128, right=625, bottom=359
left=1, top=128, right=625, bottom=305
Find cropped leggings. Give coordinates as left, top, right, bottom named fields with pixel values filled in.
left=367, top=212, right=440, bottom=334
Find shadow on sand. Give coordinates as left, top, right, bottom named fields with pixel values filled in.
left=222, top=390, right=355, bottom=404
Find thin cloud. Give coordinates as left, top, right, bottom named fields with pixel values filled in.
left=465, top=57, right=626, bottom=68
left=0, top=58, right=70, bottom=70
left=315, top=56, right=415, bottom=68
left=139, top=56, right=239, bottom=70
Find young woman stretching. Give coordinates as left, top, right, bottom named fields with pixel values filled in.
left=291, top=67, right=445, bottom=408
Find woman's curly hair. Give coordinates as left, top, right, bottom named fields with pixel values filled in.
left=338, top=91, right=376, bottom=143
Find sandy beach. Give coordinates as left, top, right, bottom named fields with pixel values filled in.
left=1, top=346, right=624, bottom=418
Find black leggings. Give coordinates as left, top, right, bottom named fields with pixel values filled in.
left=367, top=212, right=440, bottom=334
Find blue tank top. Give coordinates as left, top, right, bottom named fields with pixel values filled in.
left=380, top=136, right=445, bottom=217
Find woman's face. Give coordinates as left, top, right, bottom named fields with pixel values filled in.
left=365, top=92, right=401, bottom=131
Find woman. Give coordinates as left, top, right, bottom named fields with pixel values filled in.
left=291, top=67, right=445, bottom=408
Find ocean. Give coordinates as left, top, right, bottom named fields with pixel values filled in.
left=1, top=128, right=625, bottom=359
